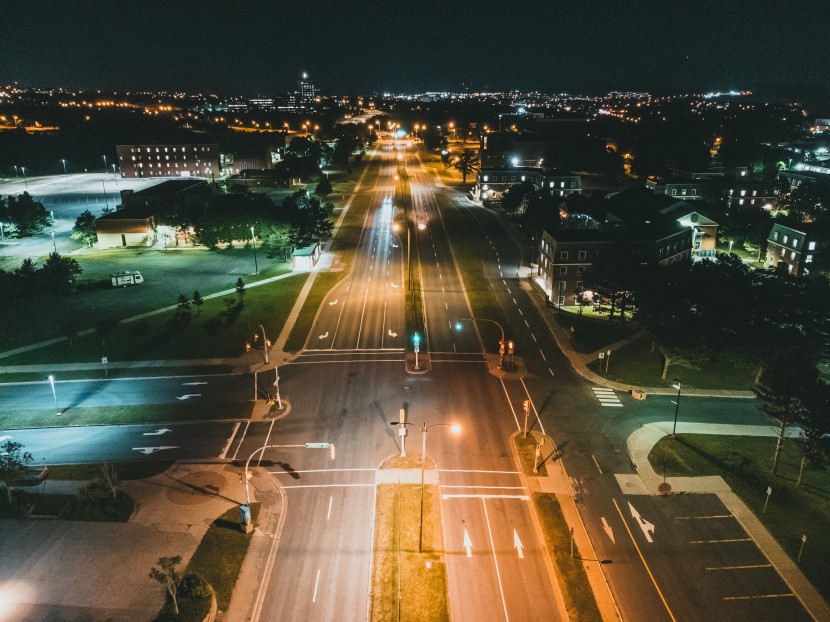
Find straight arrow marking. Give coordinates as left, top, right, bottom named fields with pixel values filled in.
left=463, top=527, right=473, bottom=558
left=143, top=428, right=172, bottom=436
left=601, top=516, right=615, bottom=544
left=628, top=501, right=655, bottom=543
left=513, top=529, right=524, bottom=559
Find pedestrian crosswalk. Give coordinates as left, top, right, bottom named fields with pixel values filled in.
left=592, top=387, right=623, bottom=407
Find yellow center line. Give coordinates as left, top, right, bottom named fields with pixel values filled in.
left=612, top=498, right=677, bottom=622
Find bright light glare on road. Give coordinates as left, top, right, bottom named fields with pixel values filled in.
left=392, top=223, right=401, bottom=232
left=450, top=424, right=461, bottom=435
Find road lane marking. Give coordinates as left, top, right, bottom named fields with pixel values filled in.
left=675, top=515, right=733, bottom=520
left=312, top=569, right=321, bottom=603
left=531, top=334, right=537, bottom=342
left=439, top=469, right=520, bottom=474
left=706, top=564, right=772, bottom=571
left=524, top=319, right=530, bottom=327
left=132, top=446, right=179, bottom=454
left=175, top=394, right=202, bottom=400
left=507, top=288, right=512, bottom=294
left=499, top=379, right=522, bottom=431
left=327, top=496, right=333, bottom=520
left=520, top=378, right=547, bottom=435
left=601, top=517, right=615, bottom=543
left=482, top=499, right=510, bottom=622
left=592, top=454, right=603, bottom=475
left=513, top=530, right=524, bottom=559
left=257, top=419, right=276, bottom=466
left=463, top=527, right=473, bottom=558
left=548, top=368, right=555, bottom=376
left=282, top=484, right=374, bottom=489
left=231, top=421, right=250, bottom=461
left=613, top=498, right=677, bottom=621
left=540, top=350, right=547, bottom=361
left=442, top=494, right=530, bottom=500
left=689, top=538, right=752, bottom=544
left=355, top=289, right=369, bottom=348
left=723, top=594, right=795, bottom=601
left=269, top=468, right=376, bottom=474
left=143, top=428, right=172, bottom=436
left=628, top=501, right=655, bottom=542
left=592, top=387, right=623, bottom=407
left=441, top=485, right=526, bottom=490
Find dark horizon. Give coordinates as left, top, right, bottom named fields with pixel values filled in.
left=1, top=1, right=828, bottom=102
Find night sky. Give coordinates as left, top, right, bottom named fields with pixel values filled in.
left=1, top=0, right=828, bottom=97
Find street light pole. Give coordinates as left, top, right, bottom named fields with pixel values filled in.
left=671, top=379, right=682, bottom=437
left=457, top=316, right=506, bottom=369
left=389, top=421, right=460, bottom=553
left=47, top=374, right=60, bottom=415
left=251, top=226, right=258, bottom=275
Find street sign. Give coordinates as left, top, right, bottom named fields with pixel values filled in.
left=305, top=442, right=330, bottom=449
left=101, top=356, right=108, bottom=364
left=414, top=346, right=419, bottom=353
left=598, top=353, right=605, bottom=359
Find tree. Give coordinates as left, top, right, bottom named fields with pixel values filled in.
left=149, top=556, right=184, bottom=616
left=71, top=210, right=98, bottom=247
left=0, top=440, right=34, bottom=503
left=3, top=192, right=50, bottom=237
left=314, top=176, right=333, bottom=198
left=192, top=291, right=204, bottom=316
left=794, top=382, right=830, bottom=486
left=451, top=149, right=480, bottom=184
left=97, top=462, right=120, bottom=499
left=96, top=317, right=120, bottom=347
left=333, top=135, right=357, bottom=167
left=176, top=294, right=191, bottom=319
left=235, top=278, right=246, bottom=303
left=754, top=347, right=818, bottom=474
left=40, top=252, right=82, bottom=295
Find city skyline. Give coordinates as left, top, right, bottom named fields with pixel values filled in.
left=1, top=1, right=828, bottom=100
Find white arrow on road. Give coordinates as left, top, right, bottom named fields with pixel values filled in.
left=463, top=527, right=473, bottom=558
left=628, top=502, right=655, bottom=543
left=182, top=382, right=208, bottom=386
left=143, top=428, right=172, bottom=436
left=175, top=394, right=202, bottom=401
left=318, top=331, right=329, bottom=340
left=328, top=299, right=338, bottom=306
left=132, top=446, right=180, bottom=455
left=513, top=529, right=524, bottom=559
left=390, top=282, right=399, bottom=288
left=601, top=517, right=615, bottom=544
left=388, top=329, right=398, bottom=338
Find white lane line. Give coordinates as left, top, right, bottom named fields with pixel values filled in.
left=445, top=302, right=449, bottom=310
left=549, top=368, right=555, bottom=377
left=512, top=298, right=517, bottom=304
left=675, top=515, right=733, bottom=520
left=312, top=569, right=321, bottom=603
left=327, top=496, right=333, bottom=520
left=706, top=564, right=772, bottom=571
left=269, top=468, right=376, bottom=474
left=257, top=418, right=277, bottom=466
left=438, top=469, right=521, bottom=474
left=482, top=499, right=511, bottom=622
left=219, top=422, right=240, bottom=459
left=282, top=484, right=375, bottom=489
left=689, top=538, right=753, bottom=544
left=531, top=334, right=537, bottom=342
left=539, top=350, right=547, bottom=361
left=524, top=319, right=530, bottom=327
left=502, top=279, right=507, bottom=286
left=517, top=308, right=522, bottom=315
left=506, top=287, right=511, bottom=294
left=442, top=494, right=530, bottom=500
left=441, top=485, right=525, bottom=490
left=355, top=288, right=369, bottom=348
left=231, top=421, right=250, bottom=461
left=499, top=378, right=522, bottom=432
left=723, top=594, right=795, bottom=601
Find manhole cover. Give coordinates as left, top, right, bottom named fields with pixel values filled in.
left=658, top=482, right=672, bottom=494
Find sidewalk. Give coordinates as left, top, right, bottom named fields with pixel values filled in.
left=626, top=421, right=830, bottom=621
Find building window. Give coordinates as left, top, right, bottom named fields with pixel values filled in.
left=806, top=254, right=814, bottom=263
left=691, top=189, right=697, bottom=195
left=682, top=188, right=687, bottom=195
left=578, top=250, right=587, bottom=260
left=792, top=238, right=799, bottom=247
left=783, top=235, right=788, bottom=244
left=773, top=231, right=779, bottom=241
left=752, top=190, right=757, bottom=196
left=780, top=247, right=786, bottom=256
left=560, top=251, right=569, bottom=261
left=671, top=189, right=677, bottom=195
left=790, top=251, right=796, bottom=260
left=577, top=266, right=585, bottom=275
left=740, top=190, right=746, bottom=196
left=483, top=175, right=488, bottom=182
left=559, top=266, right=568, bottom=276
left=571, top=181, right=576, bottom=188
left=808, top=241, right=816, bottom=250
left=560, top=182, right=565, bottom=188
left=739, top=199, right=744, bottom=205
left=549, top=182, right=554, bottom=188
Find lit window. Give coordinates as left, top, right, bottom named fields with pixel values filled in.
left=790, top=251, right=796, bottom=260
left=752, top=190, right=757, bottom=196
left=739, top=199, right=744, bottom=205
left=792, top=238, right=799, bottom=247
left=808, top=241, right=816, bottom=250
left=521, top=176, right=525, bottom=181
left=806, top=254, right=813, bottom=263
left=560, top=182, right=565, bottom=188
left=783, top=235, right=789, bottom=243
left=740, top=190, right=746, bottom=196
left=483, top=175, right=488, bottom=182
left=773, top=231, right=779, bottom=240
left=549, top=182, right=554, bottom=188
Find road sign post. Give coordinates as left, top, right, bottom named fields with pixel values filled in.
left=763, top=485, right=772, bottom=514
left=101, top=356, right=108, bottom=377
left=606, top=349, right=611, bottom=372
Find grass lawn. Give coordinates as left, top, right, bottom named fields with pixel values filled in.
left=513, top=433, right=549, bottom=477
left=371, top=483, right=449, bottom=622
left=648, top=434, right=830, bottom=599
left=186, top=503, right=261, bottom=612
left=533, top=493, right=602, bottom=622
left=0, top=402, right=249, bottom=430
left=589, top=336, right=757, bottom=390
left=555, top=313, right=640, bottom=354
left=1, top=274, right=307, bottom=364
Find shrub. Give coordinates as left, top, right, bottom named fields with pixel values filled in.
left=59, top=487, right=134, bottom=521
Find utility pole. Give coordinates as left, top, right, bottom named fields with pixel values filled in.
left=523, top=400, right=530, bottom=438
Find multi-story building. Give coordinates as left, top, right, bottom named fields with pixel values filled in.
left=725, top=181, right=775, bottom=210
left=475, top=166, right=581, bottom=203
left=537, top=222, right=693, bottom=306
left=645, top=177, right=707, bottom=201
left=116, top=144, right=220, bottom=179
left=765, top=222, right=829, bottom=276
left=297, top=73, right=317, bottom=107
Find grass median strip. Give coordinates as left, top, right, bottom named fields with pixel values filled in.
left=371, top=483, right=449, bottom=622
left=534, top=493, right=603, bottom=622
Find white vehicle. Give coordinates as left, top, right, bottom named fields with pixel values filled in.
left=111, top=271, right=144, bottom=287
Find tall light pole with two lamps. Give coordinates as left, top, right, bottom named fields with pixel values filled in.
left=390, top=419, right=461, bottom=553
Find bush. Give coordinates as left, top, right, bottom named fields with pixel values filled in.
left=154, top=573, right=214, bottom=622
left=59, top=488, right=135, bottom=521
